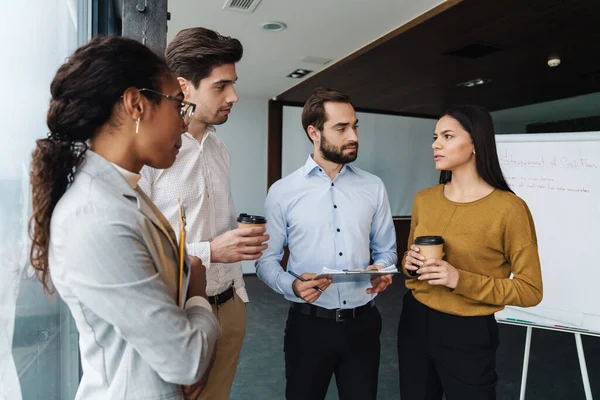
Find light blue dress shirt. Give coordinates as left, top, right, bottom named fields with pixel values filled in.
left=255, top=155, right=397, bottom=310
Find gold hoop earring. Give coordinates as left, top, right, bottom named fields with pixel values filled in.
left=135, top=118, right=140, bottom=135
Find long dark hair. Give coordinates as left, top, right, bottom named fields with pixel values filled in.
left=439, top=105, right=513, bottom=194
left=29, top=36, right=170, bottom=294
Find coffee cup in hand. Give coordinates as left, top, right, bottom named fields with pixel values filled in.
left=411, top=236, right=444, bottom=276
left=237, top=213, right=267, bottom=230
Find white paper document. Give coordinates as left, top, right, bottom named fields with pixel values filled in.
left=313, top=265, right=400, bottom=281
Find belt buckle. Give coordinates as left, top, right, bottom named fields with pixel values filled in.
left=335, top=309, right=345, bottom=322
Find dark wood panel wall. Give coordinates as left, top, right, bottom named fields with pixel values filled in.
left=527, top=115, right=600, bottom=133
left=394, top=218, right=412, bottom=259
left=267, top=100, right=283, bottom=190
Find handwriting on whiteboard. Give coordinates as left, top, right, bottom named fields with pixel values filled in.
left=499, top=150, right=597, bottom=169
left=506, top=176, right=590, bottom=194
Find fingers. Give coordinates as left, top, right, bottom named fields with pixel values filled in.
left=240, top=235, right=270, bottom=245
left=405, top=256, right=421, bottom=267
left=405, top=255, right=422, bottom=273
left=240, top=252, right=263, bottom=261
left=240, top=244, right=269, bottom=254
left=408, top=250, right=424, bottom=262
left=183, top=382, right=204, bottom=400
left=298, top=278, right=329, bottom=291
left=367, top=274, right=392, bottom=294
left=416, top=265, right=443, bottom=275
left=296, top=278, right=331, bottom=302
left=404, top=263, right=419, bottom=271
left=418, top=272, right=444, bottom=282
left=237, top=226, right=267, bottom=236
left=367, top=281, right=390, bottom=294
left=316, top=279, right=332, bottom=290
left=406, top=251, right=424, bottom=271
left=423, top=258, right=443, bottom=267
left=302, top=287, right=324, bottom=303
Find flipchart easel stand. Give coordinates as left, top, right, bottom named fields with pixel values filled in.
left=499, top=320, right=599, bottom=399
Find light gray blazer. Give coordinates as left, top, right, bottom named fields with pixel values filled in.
left=49, top=151, right=220, bottom=400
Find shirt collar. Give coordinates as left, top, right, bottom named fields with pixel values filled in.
left=302, top=154, right=357, bottom=177
left=184, top=130, right=212, bottom=150
left=110, top=162, right=141, bottom=189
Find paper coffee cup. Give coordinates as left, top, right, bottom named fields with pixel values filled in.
left=237, top=213, right=267, bottom=229
left=411, top=236, right=444, bottom=276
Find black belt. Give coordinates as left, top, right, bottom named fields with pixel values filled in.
left=208, top=286, right=234, bottom=307
left=290, top=300, right=375, bottom=323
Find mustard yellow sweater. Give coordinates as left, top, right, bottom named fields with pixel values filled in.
left=402, top=184, right=543, bottom=316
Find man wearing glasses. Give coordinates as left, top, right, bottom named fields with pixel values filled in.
left=139, top=27, right=268, bottom=400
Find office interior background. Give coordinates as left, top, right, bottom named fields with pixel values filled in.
left=1, top=0, right=599, bottom=398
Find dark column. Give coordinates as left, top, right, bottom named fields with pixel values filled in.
left=121, top=0, right=168, bottom=56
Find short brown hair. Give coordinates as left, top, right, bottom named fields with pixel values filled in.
left=166, top=27, right=243, bottom=88
left=301, top=88, right=353, bottom=143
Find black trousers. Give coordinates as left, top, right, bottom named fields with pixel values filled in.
left=284, top=304, right=382, bottom=400
left=397, top=292, right=499, bottom=400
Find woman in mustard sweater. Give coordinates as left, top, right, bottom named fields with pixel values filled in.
left=398, top=105, right=543, bottom=399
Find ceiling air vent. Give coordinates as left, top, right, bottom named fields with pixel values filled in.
left=443, top=42, right=503, bottom=59
left=223, top=0, right=262, bottom=13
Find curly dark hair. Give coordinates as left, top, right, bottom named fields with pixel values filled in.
left=29, top=36, right=170, bottom=294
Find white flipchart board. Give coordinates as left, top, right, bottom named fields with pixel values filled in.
left=495, top=132, right=600, bottom=335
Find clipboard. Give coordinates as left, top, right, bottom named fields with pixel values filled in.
left=177, top=198, right=188, bottom=307
left=313, top=266, right=401, bottom=281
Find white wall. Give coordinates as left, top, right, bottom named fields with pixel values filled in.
left=282, top=106, right=438, bottom=217
left=215, top=97, right=268, bottom=273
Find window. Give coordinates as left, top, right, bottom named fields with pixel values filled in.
left=0, top=1, right=89, bottom=398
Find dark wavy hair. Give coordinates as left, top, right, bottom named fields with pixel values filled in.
left=29, top=36, right=170, bottom=293
left=439, top=105, right=513, bottom=193
left=166, top=27, right=243, bottom=88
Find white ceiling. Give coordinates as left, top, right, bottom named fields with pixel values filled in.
left=167, top=0, right=446, bottom=99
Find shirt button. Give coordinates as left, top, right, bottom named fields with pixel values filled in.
left=337, top=228, right=340, bottom=232
left=319, top=168, right=322, bottom=172
left=334, top=205, right=337, bottom=209
left=339, top=252, right=343, bottom=256
left=343, top=301, right=347, bottom=305
left=331, top=183, right=334, bottom=187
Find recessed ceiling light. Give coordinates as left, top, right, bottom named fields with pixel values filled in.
left=261, top=21, right=287, bottom=32
left=548, top=56, right=561, bottom=67
left=457, top=78, right=491, bottom=88
left=286, top=68, right=313, bottom=78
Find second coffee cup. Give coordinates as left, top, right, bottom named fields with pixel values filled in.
left=411, top=235, right=445, bottom=276
left=237, top=213, right=267, bottom=229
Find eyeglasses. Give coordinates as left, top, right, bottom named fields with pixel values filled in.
left=139, top=88, right=196, bottom=127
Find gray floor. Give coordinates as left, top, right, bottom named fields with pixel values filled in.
left=230, top=275, right=600, bottom=399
